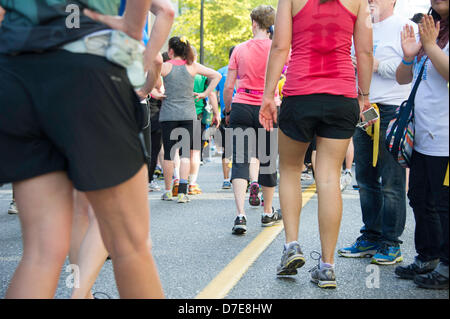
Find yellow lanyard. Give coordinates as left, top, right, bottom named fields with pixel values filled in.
left=444, top=163, right=449, bottom=187
left=365, top=104, right=380, bottom=167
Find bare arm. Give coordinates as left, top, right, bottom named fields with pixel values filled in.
left=208, top=90, right=221, bottom=127
left=396, top=24, right=420, bottom=84
left=421, top=16, right=449, bottom=82
left=353, top=0, right=373, bottom=109
left=143, top=0, right=175, bottom=84
left=263, top=0, right=292, bottom=101
left=194, top=63, right=222, bottom=101
left=224, top=69, right=238, bottom=113
left=0, top=5, right=5, bottom=26
left=260, top=0, right=292, bottom=131
left=85, top=1, right=153, bottom=41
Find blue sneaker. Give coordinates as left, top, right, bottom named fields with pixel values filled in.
left=222, top=180, right=232, bottom=189
left=338, top=237, right=379, bottom=258
left=371, top=244, right=403, bottom=265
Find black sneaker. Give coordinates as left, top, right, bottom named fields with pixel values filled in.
left=276, top=242, right=306, bottom=276
left=414, top=268, right=449, bottom=290
left=261, top=208, right=282, bottom=227
left=232, top=215, right=247, bottom=235
left=395, top=257, right=439, bottom=280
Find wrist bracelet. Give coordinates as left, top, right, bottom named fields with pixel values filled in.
left=358, top=92, right=370, bottom=97
left=402, top=58, right=414, bottom=66
left=226, top=111, right=231, bottom=116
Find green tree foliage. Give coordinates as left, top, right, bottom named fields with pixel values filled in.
left=172, top=0, right=278, bottom=69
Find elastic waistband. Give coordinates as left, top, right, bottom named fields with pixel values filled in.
left=237, top=88, right=264, bottom=96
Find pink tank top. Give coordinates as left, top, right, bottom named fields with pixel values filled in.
left=282, top=0, right=357, bottom=98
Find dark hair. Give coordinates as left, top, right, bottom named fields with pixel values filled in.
left=417, top=7, right=449, bottom=62
left=162, top=52, right=170, bottom=63
left=168, top=36, right=195, bottom=65
left=411, top=13, right=424, bottom=24
left=229, top=46, right=236, bottom=59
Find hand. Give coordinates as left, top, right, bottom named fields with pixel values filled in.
left=0, top=6, right=5, bottom=26
left=151, top=88, right=167, bottom=100
left=194, top=92, right=207, bottom=102
left=259, top=96, right=278, bottom=132
left=358, top=96, right=375, bottom=128
left=401, top=24, right=422, bottom=60
left=225, top=115, right=230, bottom=126
left=135, top=89, right=148, bottom=101
left=373, top=58, right=380, bottom=73
left=419, top=15, right=440, bottom=52
left=212, top=113, right=221, bottom=129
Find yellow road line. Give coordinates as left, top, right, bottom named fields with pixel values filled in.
left=195, top=184, right=317, bottom=299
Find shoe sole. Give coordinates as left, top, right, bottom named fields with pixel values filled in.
left=394, top=270, right=416, bottom=280
left=311, top=279, right=337, bottom=289
left=232, top=226, right=247, bottom=235
left=249, top=184, right=260, bottom=207
left=338, top=250, right=377, bottom=258
left=277, top=256, right=306, bottom=276
left=261, top=219, right=282, bottom=227
left=371, top=256, right=403, bottom=265
left=414, top=279, right=449, bottom=290
left=7, top=211, right=18, bottom=215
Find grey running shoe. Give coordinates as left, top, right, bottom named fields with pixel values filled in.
left=309, top=251, right=337, bottom=289
left=261, top=208, right=282, bottom=227
left=7, top=201, right=18, bottom=215
left=276, top=242, right=306, bottom=276
left=161, top=191, right=173, bottom=201
left=177, top=193, right=191, bottom=203
left=395, top=257, right=439, bottom=280
left=309, top=264, right=337, bottom=289
left=232, top=215, right=247, bottom=235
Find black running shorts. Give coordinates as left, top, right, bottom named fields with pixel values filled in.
left=279, top=94, right=359, bottom=142
left=161, top=120, right=202, bottom=160
left=0, top=50, right=146, bottom=191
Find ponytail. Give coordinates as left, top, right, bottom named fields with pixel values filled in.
left=168, top=36, right=195, bottom=65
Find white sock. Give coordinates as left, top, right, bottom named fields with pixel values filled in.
left=320, top=259, right=335, bottom=269
left=237, top=214, right=246, bottom=219
left=284, top=241, right=299, bottom=250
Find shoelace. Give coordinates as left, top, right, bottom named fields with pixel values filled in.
left=93, top=291, right=112, bottom=299
left=308, top=250, right=322, bottom=273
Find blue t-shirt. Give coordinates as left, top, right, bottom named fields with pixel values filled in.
left=216, top=66, right=236, bottom=118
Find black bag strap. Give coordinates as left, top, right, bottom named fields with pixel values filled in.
left=407, top=57, right=429, bottom=107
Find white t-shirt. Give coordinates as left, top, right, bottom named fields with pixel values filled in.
left=413, top=42, right=449, bottom=157
left=370, top=15, right=418, bottom=105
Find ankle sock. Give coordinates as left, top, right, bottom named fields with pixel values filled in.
left=320, top=259, right=335, bottom=269
left=284, top=241, right=299, bottom=250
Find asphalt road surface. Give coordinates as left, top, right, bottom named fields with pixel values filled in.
left=0, top=156, right=448, bottom=300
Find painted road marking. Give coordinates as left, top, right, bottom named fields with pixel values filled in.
left=195, top=184, right=317, bottom=299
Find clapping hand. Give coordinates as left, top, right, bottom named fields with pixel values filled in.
left=419, top=15, right=440, bottom=52
left=401, top=24, right=422, bottom=60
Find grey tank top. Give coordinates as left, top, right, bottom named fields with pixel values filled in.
left=159, top=64, right=196, bottom=122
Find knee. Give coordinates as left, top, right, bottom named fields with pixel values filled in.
left=107, top=232, right=152, bottom=259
